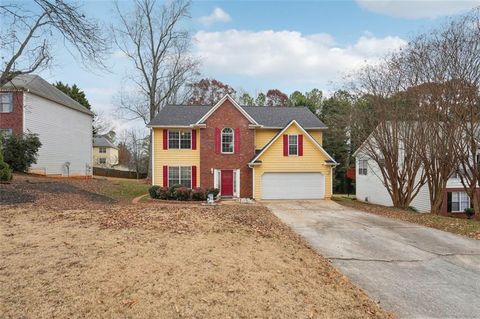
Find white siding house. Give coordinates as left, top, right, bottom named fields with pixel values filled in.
left=355, top=140, right=474, bottom=214
left=1, top=74, right=93, bottom=177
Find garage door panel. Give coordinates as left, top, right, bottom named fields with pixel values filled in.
left=261, top=172, right=325, bottom=199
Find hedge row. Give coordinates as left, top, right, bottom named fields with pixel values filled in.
left=149, top=184, right=220, bottom=201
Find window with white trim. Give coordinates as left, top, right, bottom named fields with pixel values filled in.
left=0, top=128, right=13, bottom=137
left=99, top=147, right=107, bottom=153
left=358, top=160, right=368, bottom=175
left=168, top=166, right=192, bottom=188
left=0, top=93, right=13, bottom=113
left=288, top=135, right=298, bottom=156
left=168, top=130, right=191, bottom=149
left=99, top=158, right=106, bottom=164
left=451, top=191, right=470, bottom=212
left=222, top=128, right=234, bottom=153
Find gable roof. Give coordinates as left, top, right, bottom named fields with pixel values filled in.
left=248, top=120, right=337, bottom=165
left=147, top=95, right=327, bottom=128
left=196, top=94, right=259, bottom=125
left=0, top=74, right=94, bottom=116
left=93, top=135, right=118, bottom=149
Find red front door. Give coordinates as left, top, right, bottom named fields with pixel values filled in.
left=221, top=170, right=234, bottom=196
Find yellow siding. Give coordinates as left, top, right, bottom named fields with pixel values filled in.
left=255, top=128, right=323, bottom=149
left=309, top=130, right=323, bottom=146
left=152, top=128, right=200, bottom=186
left=255, top=129, right=278, bottom=149
left=253, top=124, right=332, bottom=199
left=93, top=146, right=119, bottom=167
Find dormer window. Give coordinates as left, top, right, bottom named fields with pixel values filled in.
left=221, top=128, right=234, bottom=153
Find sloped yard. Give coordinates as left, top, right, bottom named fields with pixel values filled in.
left=0, top=176, right=391, bottom=318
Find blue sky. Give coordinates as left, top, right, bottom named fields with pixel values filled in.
left=34, top=0, right=480, bottom=131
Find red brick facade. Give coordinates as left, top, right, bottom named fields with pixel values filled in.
left=0, top=91, right=23, bottom=135
left=200, top=100, right=255, bottom=197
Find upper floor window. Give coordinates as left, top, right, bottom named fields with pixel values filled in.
left=169, top=130, right=191, bottom=149
left=99, top=147, right=107, bottom=153
left=0, top=93, right=13, bottom=113
left=99, top=158, right=107, bottom=164
left=288, top=135, right=298, bottom=156
left=358, top=160, right=368, bottom=175
left=222, top=128, right=234, bottom=153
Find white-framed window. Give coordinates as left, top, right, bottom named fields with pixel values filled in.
left=99, top=158, right=107, bottom=164
left=358, top=160, right=368, bottom=175
left=99, top=147, right=107, bottom=153
left=0, top=128, right=13, bottom=137
left=288, top=135, right=298, bottom=156
left=221, top=128, right=234, bottom=154
left=168, top=166, right=192, bottom=188
left=451, top=191, right=470, bottom=212
left=168, top=130, right=191, bottom=149
left=0, top=93, right=13, bottom=113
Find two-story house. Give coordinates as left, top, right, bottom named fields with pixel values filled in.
left=0, top=74, right=93, bottom=177
left=93, top=135, right=119, bottom=168
left=148, top=95, right=337, bottom=199
left=354, top=134, right=476, bottom=214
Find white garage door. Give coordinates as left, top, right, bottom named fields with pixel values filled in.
left=261, top=172, right=325, bottom=199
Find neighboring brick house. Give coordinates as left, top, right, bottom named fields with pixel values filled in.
left=148, top=95, right=337, bottom=199
left=0, top=74, right=93, bottom=176
left=93, top=135, right=119, bottom=168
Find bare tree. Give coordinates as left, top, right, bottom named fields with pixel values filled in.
left=0, top=0, right=108, bottom=86
left=118, top=129, right=149, bottom=179
left=113, top=0, right=198, bottom=123
left=112, top=0, right=198, bottom=178
left=352, top=58, right=427, bottom=209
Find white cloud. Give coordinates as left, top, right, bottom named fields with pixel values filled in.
left=193, top=30, right=406, bottom=89
left=356, top=0, right=480, bottom=19
left=198, top=7, right=231, bottom=26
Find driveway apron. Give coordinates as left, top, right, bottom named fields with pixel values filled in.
left=265, top=200, right=480, bottom=319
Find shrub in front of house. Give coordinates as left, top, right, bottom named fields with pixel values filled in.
left=464, top=207, right=475, bottom=219
left=192, top=187, right=206, bottom=201
left=0, top=148, right=12, bottom=182
left=149, top=185, right=161, bottom=199
left=173, top=187, right=191, bottom=201
left=156, top=186, right=169, bottom=200
left=2, top=133, right=41, bottom=172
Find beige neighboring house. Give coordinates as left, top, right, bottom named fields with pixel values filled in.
left=93, top=135, right=119, bottom=168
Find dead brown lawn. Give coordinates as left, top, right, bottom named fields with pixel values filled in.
left=0, top=203, right=391, bottom=318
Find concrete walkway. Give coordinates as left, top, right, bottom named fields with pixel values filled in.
left=265, top=200, right=480, bottom=319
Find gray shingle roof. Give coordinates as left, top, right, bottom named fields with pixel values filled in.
left=148, top=105, right=212, bottom=126
left=148, top=104, right=326, bottom=128
left=93, top=135, right=118, bottom=149
left=243, top=106, right=326, bottom=128
left=0, top=74, right=94, bottom=116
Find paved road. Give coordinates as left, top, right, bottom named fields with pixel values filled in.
left=265, top=200, right=480, bottom=319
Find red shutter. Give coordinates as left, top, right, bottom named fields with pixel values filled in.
left=283, top=135, right=288, bottom=156
left=234, top=128, right=240, bottom=153
left=163, top=129, right=168, bottom=150
left=192, top=165, right=197, bottom=188
left=163, top=166, right=168, bottom=187
left=191, top=129, right=197, bottom=150
left=215, top=128, right=221, bottom=154
left=298, top=134, right=303, bottom=156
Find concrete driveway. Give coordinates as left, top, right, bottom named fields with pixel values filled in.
left=265, top=200, right=480, bottom=319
